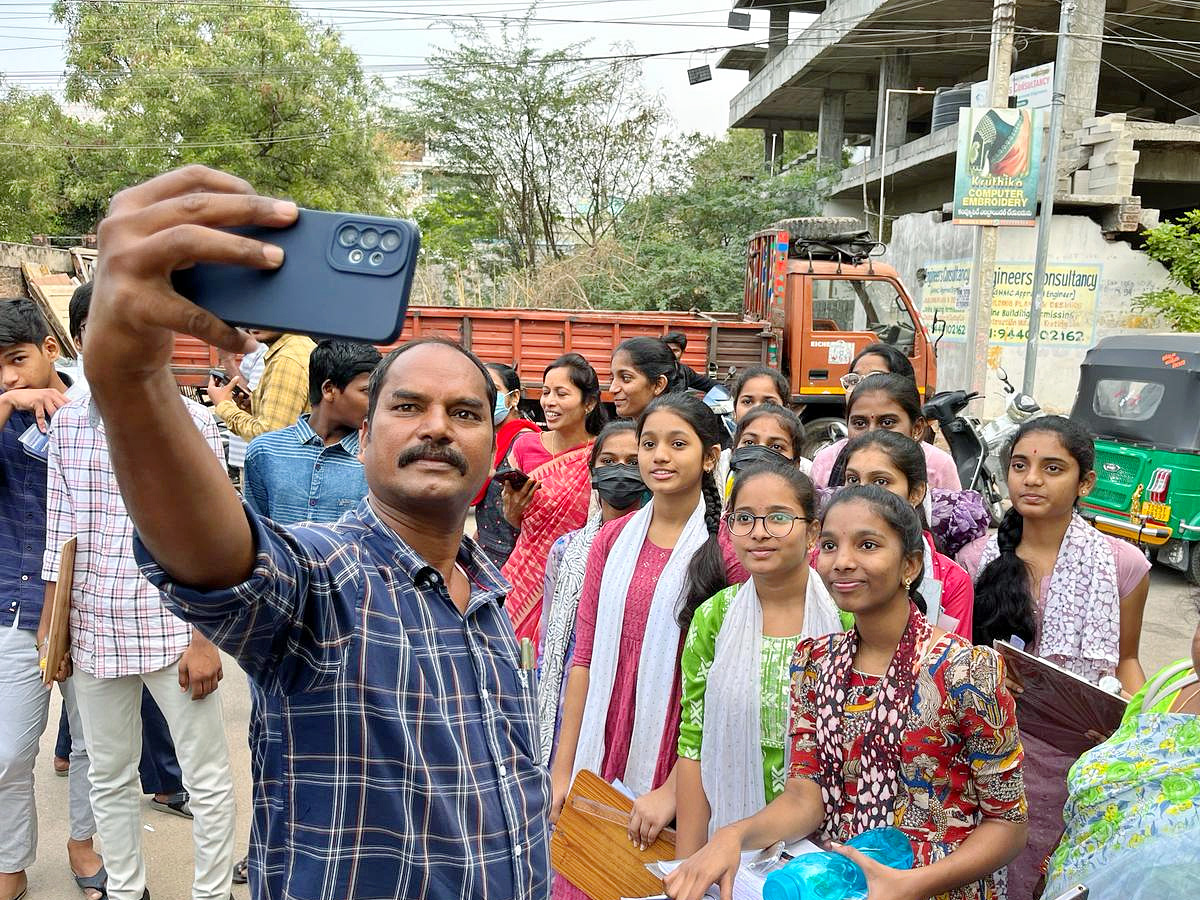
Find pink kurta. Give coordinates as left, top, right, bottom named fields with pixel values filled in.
left=555, top=514, right=745, bottom=899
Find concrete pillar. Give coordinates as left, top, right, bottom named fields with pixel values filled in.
left=764, top=125, right=785, bottom=172
left=767, top=9, right=789, bottom=60
left=818, top=91, right=846, bottom=165
left=1062, top=0, right=1104, bottom=137
left=874, top=51, right=912, bottom=157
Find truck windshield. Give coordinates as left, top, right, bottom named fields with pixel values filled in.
left=810, top=278, right=917, bottom=353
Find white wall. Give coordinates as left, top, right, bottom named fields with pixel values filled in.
left=886, top=212, right=1173, bottom=417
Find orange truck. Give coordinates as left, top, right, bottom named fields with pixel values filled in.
left=173, top=218, right=939, bottom=455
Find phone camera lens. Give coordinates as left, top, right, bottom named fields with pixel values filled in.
left=379, top=230, right=401, bottom=252
left=368, top=251, right=385, bottom=266
left=348, top=248, right=364, bottom=263
left=359, top=229, right=380, bottom=250
left=338, top=225, right=359, bottom=247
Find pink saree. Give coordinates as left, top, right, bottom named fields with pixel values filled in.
left=502, top=441, right=593, bottom=647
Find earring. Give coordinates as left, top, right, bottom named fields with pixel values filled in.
left=902, top=577, right=912, bottom=590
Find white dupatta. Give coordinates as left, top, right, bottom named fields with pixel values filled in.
left=572, top=496, right=709, bottom=795
left=698, top=572, right=842, bottom=834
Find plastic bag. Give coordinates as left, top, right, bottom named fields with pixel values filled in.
left=762, top=826, right=914, bottom=900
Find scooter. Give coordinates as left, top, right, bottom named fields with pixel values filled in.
left=922, top=367, right=1042, bottom=525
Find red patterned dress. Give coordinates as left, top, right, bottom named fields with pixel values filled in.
left=789, top=633, right=1027, bottom=900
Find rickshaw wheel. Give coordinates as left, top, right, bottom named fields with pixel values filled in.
left=1188, top=543, right=1200, bottom=586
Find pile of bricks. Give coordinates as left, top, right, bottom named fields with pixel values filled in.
left=1074, top=113, right=1138, bottom=197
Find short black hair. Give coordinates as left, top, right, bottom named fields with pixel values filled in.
left=69, top=281, right=93, bottom=342
left=0, top=297, right=51, bottom=349
left=366, top=337, right=497, bottom=427
left=663, top=331, right=687, bottom=350
left=485, top=362, right=521, bottom=394
left=309, top=339, right=383, bottom=406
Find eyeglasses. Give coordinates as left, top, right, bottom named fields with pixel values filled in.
left=726, top=511, right=809, bottom=538
left=839, top=370, right=887, bottom=391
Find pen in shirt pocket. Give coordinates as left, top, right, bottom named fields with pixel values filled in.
left=518, top=637, right=535, bottom=688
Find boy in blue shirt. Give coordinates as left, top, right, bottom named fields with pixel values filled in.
left=243, top=339, right=381, bottom=526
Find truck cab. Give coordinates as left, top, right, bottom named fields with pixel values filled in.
left=745, top=221, right=939, bottom=453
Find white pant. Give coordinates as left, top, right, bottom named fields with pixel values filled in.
left=74, top=661, right=236, bottom=900
left=0, top=618, right=95, bottom=871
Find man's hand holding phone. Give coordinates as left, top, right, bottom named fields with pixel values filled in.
left=86, top=165, right=297, bottom=385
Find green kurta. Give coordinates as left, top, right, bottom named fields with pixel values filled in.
left=677, top=586, right=799, bottom=802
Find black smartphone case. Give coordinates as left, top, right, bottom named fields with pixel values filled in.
left=173, top=208, right=419, bottom=343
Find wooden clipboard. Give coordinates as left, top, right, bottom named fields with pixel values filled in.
left=41, top=536, right=76, bottom=685
left=550, top=770, right=676, bottom=900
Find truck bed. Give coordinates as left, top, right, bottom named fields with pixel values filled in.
left=172, top=305, right=773, bottom=398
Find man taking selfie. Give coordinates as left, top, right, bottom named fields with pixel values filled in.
left=82, top=166, right=551, bottom=900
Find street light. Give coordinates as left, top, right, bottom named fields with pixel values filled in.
left=878, top=87, right=937, bottom=238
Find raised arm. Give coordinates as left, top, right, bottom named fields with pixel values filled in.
left=84, top=166, right=299, bottom=590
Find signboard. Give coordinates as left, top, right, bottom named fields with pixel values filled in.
left=971, top=62, right=1054, bottom=110
left=953, top=107, right=1042, bottom=226
left=921, top=259, right=1101, bottom=347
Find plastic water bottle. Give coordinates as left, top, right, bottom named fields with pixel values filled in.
left=762, top=827, right=914, bottom=900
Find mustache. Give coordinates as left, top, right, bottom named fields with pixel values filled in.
left=396, top=442, right=469, bottom=475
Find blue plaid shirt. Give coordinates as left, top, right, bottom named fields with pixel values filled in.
left=0, top=410, right=49, bottom=630
left=243, top=415, right=367, bottom=525
left=135, top=500, right=551, bottom=900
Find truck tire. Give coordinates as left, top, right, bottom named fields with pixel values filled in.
left=769, top=217, right=864, bottom=241
left=800, top=416, right=846, bottom=460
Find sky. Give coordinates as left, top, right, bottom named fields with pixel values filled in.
left=0, top=0, right=782, bottom=137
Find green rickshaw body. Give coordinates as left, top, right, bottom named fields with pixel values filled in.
left=1069, top=334, right=1200, bottom=583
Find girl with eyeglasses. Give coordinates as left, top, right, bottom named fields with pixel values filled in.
left=810, top=373, right=961, bottom=492
left=674, top=461, right=842, bottom=857
left=837, top=342, right=916, bottom=394
left=471, top=362, right=540, bottom=569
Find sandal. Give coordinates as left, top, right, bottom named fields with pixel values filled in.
left=149, top=791, right=192, bottom=819
left=232, top=855, right=249, bottom=884
left=72, top=864, right=107, bottom=900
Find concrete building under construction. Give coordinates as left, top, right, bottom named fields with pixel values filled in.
left=720, top=0, right=1200, bottom=411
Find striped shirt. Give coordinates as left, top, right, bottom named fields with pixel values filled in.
left=243, top=415, right=366, bottom=525
left=135, top=500, right=551, bottom=900
left=43, top=393, right=224, bottom=677
left=215, top=332, right=315, bottom=441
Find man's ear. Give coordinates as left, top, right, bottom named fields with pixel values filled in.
left=358, top=418, right=370, bottom=461
left=42, top=334, right=61, bottom=362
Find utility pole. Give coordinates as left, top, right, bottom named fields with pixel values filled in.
left=1022, top=0, right=1075, bottom=393
left=962, top=0, right=1016, bottom=396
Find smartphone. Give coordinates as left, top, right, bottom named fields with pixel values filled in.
left=208, top=368, right=231, bottom=387
left=173, top=209, right=420, bottom=343
left=493, top=467, right=530, bottom=490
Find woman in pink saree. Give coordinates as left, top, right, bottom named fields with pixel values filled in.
left=502, top=354, right=605, bottom=646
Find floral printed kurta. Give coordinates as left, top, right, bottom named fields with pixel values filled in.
left=789, top=633, right=1028, bottom=900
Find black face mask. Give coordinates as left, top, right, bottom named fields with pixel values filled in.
left=729, top=444, right=789, bottom=472
left=592, top=463, right=648, bottom=511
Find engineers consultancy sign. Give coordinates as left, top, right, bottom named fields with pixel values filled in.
left=953, top=107, right=1043, bottom=226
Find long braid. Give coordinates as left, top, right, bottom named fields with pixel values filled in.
left=679, top=469, right=729, bottom=630
left=972, top=506, right=1036, bottom=647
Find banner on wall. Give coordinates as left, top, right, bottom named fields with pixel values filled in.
left=921, top=259, right=1101, bottom=346
left=953, top=107, right=1043, bottom=226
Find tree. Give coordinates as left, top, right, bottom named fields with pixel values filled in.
left=407, top=18, right=662, bottom=270
left=1134, top=210, right=1200, bottom=331
left=581, top=129, right=830, bottom=311
left=51, top=0, right=402, bottom=214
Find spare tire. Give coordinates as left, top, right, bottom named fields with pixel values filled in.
left=768, top=216, right=864, bottom=241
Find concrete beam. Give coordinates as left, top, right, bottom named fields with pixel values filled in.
left=875, top=51, right=912, bottom=157
left=768, top=9, right=790, bottom=61
left=818, top=91, right=846, bottom=165
left=1063, top=0, right=1105, bottom=136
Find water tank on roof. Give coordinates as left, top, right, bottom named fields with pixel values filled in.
left=931, top=86, right=973, bottom=132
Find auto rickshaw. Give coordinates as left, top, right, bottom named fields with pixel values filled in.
left=1069, top=334, right=1200, bottom=583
